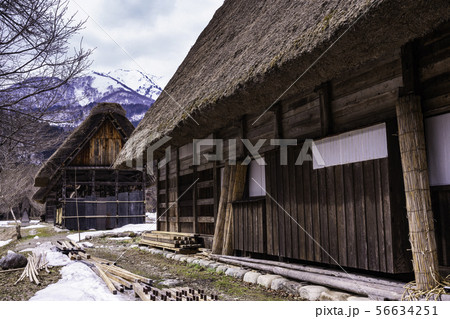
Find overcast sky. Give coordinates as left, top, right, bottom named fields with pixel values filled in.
left=68, top=0, right=223, bottom=87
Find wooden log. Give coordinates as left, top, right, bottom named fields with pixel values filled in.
left=95, top=264, right=117, bottom=295
left=212, top=162, right=231, bottom=254
left=108, top=276, right=125, bottom=293
left=215, top=255, right=405, bottom=288
left=133, top=282, right=151, bottom=301
left=96, top=263, right=152, bottom=284
left=396, top=94, right=440, bottom=290
left=104, top=271, right=133, bottom=290
left=222, top=163, right=247, bottom=255
left=140, top=239, right=178, bottom=248
left=90, top=256, right=116, bottom=265
left=214, top=256, right=404, bottom=300
left=78, top=252, right=91, bottom=259
left=150, top=231, right=198, bottom=237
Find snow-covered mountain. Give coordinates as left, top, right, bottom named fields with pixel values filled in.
left=57, top=69, right=162, bottom=127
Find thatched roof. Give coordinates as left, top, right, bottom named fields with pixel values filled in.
left=34, top=103, right=134, bottom=189
left=115, top=0, right=450, bottom=166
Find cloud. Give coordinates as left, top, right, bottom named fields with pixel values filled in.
left=68, top=0, right=223, bottom=87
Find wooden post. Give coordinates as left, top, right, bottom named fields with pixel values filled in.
left=91, top=170, right=95, bottom=196
left=165, top=161, right=169, bottom=231
left=317, top=82, right=332, bottom=136
left=396, top=94, right=440, bottom=290
left=212, top=162, right=231, bottom=254
left=115, top=170, right=119, bottom=226
left=192, top=166, right=198, bottom=233
left=142, top=167, right=146, bottom=223
left=62, top=168, right=66, bottom=228
left=155, top=163, right=160, bottom=231
left=175, top=148, right=180, bottom=232
left=222, top=162, right=247, bottom=255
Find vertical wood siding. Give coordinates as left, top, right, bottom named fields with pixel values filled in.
left=264, top=146, right=410, bottom=273
left=71, top=120, right=124, bottom=166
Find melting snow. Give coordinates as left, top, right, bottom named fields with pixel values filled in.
left=108, top=237, right=131, bottom=241
left=66, top=223, right=156, bottom=242
left=23, top=224, right=46, bottom=229
left=0, top=239, right=12, bottom=247
left=30, top=262, right=129, bottom=301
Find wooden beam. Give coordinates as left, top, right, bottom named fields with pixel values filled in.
left=317, top=82, right=332, bottom=136
left=165, top=160, right=169, bottom=232
left=175, top=148, right=180, bottom=232
left=192, top=166, right=198, bottom=233
left=270, top=103, right=283, bottom=139
left=400, top=40, right=420, bottom=96
left=156, top=163, right=160, bottom=231
left=62, top=169, right=66, bottom=228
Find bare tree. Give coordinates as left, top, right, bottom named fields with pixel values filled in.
left=0, top=0, right=92, bottom=166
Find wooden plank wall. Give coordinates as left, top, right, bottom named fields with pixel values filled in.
left=264, top=144, right=410, bottom=273
left=72, top=120, right=124, bottom=166
left=232, top=198, right=266, bottom=254
left=419, top=21, right=450, bottom=117
left=431, top=188, right=450, bottom=267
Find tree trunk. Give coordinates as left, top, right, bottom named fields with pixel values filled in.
left=396, top=94, right=440, bottom=290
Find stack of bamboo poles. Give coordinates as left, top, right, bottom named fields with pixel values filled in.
left=212, top=162, right=247, bottom=255
left=140, top=231, right=202, bottom=254
left=396, top=95, right=440, bottom=291
left=15, top=253, right=50, bottom=285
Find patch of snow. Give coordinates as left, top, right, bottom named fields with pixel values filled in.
left=53, top=226, right=69, bottom=232
left=30, top=220, right=40, bottom=224
left=80, top=241, right=94, bottom=248
left=0, top=239, right=13, bottom=247
left=29, top=242, right=70, bottom=267
left=33, top=236, right=39, bottom=239
left=66, top=223, right=156, bottom=242
left=108, top=237, right=131, bottom=241
left=22, top=224, right=46, bottom=229
left=29, top=262, right=129, bottom=301
left=0, top=221, right=16, bottom=228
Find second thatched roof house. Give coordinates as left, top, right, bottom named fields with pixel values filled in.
left=33, top=103, right=147, bottom=230
left=115, top=0, right=450, bottom=294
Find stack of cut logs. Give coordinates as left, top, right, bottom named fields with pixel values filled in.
left=56, top=241, right=217, bottom=301
left=140, top=231, right=202, bottom=254
left=15, top=253, right=50, bottom=285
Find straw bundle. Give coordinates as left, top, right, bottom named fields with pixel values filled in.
left=396, top=94, right=440, bottom=291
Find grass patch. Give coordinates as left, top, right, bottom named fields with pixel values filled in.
left=0, top=266, right=62, bottom=301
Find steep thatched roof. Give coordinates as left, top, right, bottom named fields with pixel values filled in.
left=115, top=0, right=450, bottom=166
left=34, top=103, right=134, bottom=189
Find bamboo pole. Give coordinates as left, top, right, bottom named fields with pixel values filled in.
left=396, top=94, right=440, bottom=290
left=212, top=162, right=231, bottom=254
left=222, top=162, right=247, bottom=255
